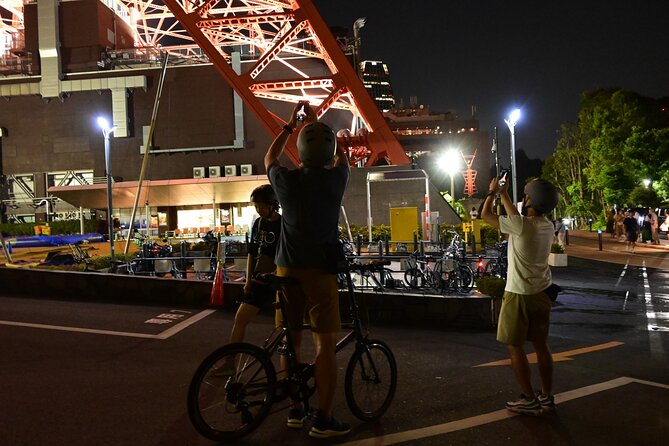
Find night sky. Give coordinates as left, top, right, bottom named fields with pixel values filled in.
left=313, top=0, right=669, bottom=162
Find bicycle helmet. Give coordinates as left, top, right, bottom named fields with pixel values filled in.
left=250, top=184, right=279, bottom=209
left=524, top=179, right=559, bottom=215
left=297, top=122, right=336, bottom=167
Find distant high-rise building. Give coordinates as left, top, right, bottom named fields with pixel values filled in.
left=359, top=60, right=395, bottom=112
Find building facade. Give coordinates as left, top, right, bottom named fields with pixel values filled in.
left=0, top=0, right=463, bottom=237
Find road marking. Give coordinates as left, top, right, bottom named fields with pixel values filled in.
left=615, top=260, right=629, bottom=288
left=339, top=377, right=669, bottom=446
left=473, top=341, right=624, bottom=367
left=0, top=309, right=216, bottom=340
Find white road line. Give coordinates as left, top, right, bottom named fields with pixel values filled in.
left=0, top=309, right=217, bottom=339
left=615, top=260, right=629, bottom=288
left=642, top=261, right=669, bottom=336
left=339, top=377, right=669, bottom=446
left=155, top=309, right=217, bottom=339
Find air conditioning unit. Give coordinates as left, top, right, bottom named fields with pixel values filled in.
left=209, top=166, right=221, bottom=178
left=224, top=165, right=237, bottom=176
left=240, top=164, right=253, bottom=176
left=193, top=167, right=206, bottom=179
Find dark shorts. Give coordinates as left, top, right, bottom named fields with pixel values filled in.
left=627, top=231, right=638, bottom=242
left=240, top=282, right=276, bottom=308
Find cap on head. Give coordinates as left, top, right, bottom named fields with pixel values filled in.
left=297, top=122, right=336, bottom=167
left=524, top=179, right=559, bottom=215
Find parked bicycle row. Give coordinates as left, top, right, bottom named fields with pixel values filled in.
left=119, top=231, right=508, bottom=293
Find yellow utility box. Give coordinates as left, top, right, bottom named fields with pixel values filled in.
left=462, top=220, right=482, bottom=250
left=390, top=207, right=417, bottom=243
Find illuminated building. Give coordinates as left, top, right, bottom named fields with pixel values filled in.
left=385, top=100, right=490, bottom=198
left=360, top=60, right=395, bottom=112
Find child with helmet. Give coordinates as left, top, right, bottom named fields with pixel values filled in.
left=215, top=184, right=281, bottom=375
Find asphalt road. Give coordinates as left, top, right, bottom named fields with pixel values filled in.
left=1, top=257, right=668, bottom=446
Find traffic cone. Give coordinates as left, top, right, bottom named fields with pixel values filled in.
left=209, top=241, right=225, bottom=307
left=209, top=262, right=225, bottom=307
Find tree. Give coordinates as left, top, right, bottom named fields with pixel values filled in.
left=543, top=89, right=669, bottom=226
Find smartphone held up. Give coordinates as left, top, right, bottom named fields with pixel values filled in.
left=498, top=169, right=510, bottom=187
left=296, top=101, right=308, bottom=121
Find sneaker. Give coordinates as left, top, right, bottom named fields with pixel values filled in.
left=286, top=407, right=306, bottom=429
left=505, top=394, right=541, bottom=415
left=537, top=393, right=556, bottom=412
left=309, top=412, right=351, bottom=438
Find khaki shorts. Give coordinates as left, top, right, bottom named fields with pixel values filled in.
left=496, top=291, right=552, bottom=346
left=275, top=266, right=341, bottom=333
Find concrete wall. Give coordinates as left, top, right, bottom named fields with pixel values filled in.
left=342, top=165, right=461, bottom=234
left=0, top=267, right=498, bottom=329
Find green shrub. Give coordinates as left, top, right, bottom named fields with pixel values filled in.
left=475, top=276, right=506, bottom=298
left=342, top=224, right=392, bottom=242
left=479, top=222, right=502, bottom=246
left=550, top=243, right=565, bottom=254
left=0, top=219, right=105, bottom=236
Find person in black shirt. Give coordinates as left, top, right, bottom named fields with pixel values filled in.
left=622, top=209, right=639, bottom=252
left=217, top=185, right=281, bottom=375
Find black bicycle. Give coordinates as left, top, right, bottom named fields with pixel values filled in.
left=187, top=260, right=398, bottom=441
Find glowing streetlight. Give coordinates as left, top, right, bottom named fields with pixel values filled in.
left=504, top=108, right=521, bottom=204
left=97, top=116, right=118, bottom=271
left=439, top=149, right=461, bottom=201
left=643, top=178, right=651, bottom=188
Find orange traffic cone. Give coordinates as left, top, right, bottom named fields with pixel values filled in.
left=209, top=262, right=225, bottom=307
left=209, top=241, right=225, bottom=307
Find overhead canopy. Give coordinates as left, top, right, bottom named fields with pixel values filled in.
left=48, top=175, right=269, bottom=209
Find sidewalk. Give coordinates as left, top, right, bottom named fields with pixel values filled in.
left=562, top=229, right=669, bottom=270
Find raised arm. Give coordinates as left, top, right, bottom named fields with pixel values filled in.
left=481, top=175, right=518, bottom=229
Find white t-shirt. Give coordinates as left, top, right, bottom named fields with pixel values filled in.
left=499, top=215, right=554, bottom=295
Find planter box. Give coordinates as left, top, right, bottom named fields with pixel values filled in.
left=548, top=252, right=568, bottom=267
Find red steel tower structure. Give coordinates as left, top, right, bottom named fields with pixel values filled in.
left=160, top=0, right=408, bottom=166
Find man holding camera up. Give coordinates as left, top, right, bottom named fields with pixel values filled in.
left=481, top=172, right=560, bottom=416
left=265, top=102, right=351, bottom=437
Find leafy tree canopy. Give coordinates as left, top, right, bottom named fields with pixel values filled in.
left=543, top=89, right=669, bottom=224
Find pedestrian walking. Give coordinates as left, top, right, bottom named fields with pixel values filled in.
left=481, top=176, right=560, bottom=416
left=606, top=209, right=615, bottom=237
left=649, top=208, right=660, bottom=245
left=623, top=210, right=639, bottom=252
left=614, top=209, right=625, bottom=240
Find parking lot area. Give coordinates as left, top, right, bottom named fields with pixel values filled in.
left=1, top=278, right=668, bottom=446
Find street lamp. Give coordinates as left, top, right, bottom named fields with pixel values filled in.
left=504, top=108, right=521, bottom=205
left=439, top=149, right=461, bottom=202
left=97, top=116, right=118, bottom=271
left=643, top=178, right=651, bottom=188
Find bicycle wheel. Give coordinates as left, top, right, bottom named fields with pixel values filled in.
left=485, top=260, right=503, bottom=278
left=344, top=339, right=397, bottom=421
left=404, top=267, right=423, bottom=288
left=456, top=264, right=474, bottom=293
left=188, top=343, right=276, bottom=441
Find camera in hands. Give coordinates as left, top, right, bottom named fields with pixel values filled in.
left=296, top=101, right=307, bottom=121
left=498, top=169, right=510, bottom=187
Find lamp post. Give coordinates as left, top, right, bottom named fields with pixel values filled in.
left=504, top=108, right=521, bottom=205
left=97, top=117, right=118, bottom=272
left=439, top=149, right=461, bottom=202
